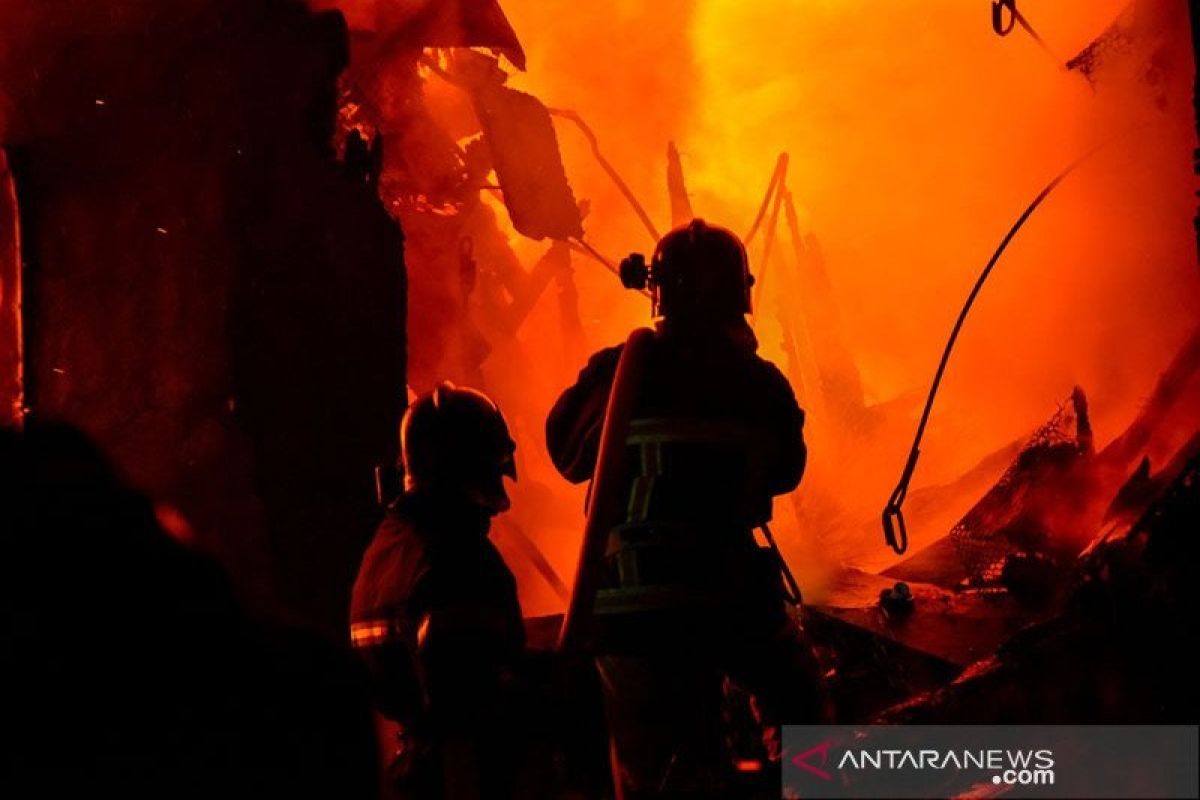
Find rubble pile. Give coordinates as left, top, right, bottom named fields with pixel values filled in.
left=826, top=328, right=1200, bottom=721
left=882, top=446, right=1199, bottom=722
left=948, top=387, right=1098, bottom=586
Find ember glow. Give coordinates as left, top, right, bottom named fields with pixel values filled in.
left=4, top=0, right=1194, bottom=618
left=0, top=5, right=1198, bottom=792
left=464, top=0, right=1200, bottom=612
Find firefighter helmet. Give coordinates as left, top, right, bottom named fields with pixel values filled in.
left=400, top=383, right=517, bottom=514
left=620, top=219, right=754, bottom=322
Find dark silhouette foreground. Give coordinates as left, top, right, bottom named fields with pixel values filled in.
left=0, top=422, right=378, bottom=798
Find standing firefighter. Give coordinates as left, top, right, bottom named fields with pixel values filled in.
left=351, top=384, right=525, bottom=800
left=547, top=219, right=823, bottom=798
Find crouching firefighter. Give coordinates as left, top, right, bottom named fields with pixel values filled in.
left=351, top=384, right=527, bottom=800
left=547, top=219, right=825, bottom=798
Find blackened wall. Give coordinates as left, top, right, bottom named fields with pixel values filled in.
left=2, top=0, right=406, bottom=635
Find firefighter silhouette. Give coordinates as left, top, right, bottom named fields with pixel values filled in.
left=350, top=384, right=526, bottom=800
left=547, top=219, right=824, bottom=798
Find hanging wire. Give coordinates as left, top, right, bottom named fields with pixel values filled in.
left=991, top=0, right=1061, bottom=66
left=882, top=142, right=1114, bottom=555
left=549, top=108, right=660, bottom=243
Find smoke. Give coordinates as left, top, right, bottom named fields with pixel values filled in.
left=8, top=0, right=1192, bottom=613
left=490, top=0, right=1198, bottom=601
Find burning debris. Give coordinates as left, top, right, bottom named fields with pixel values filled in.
left=0, top=0, right=1196, bottom=795
left=948, top=386, right=1097, bottom=587
left=1066, top=0, right=1180, bottom=102
left=442, top=50, right=583, bottom=242
left=889, top=324, right=1200, bottom=588
left=817, top=324, right=1200, bottom=722
left=882, top=444, right=1200, bottom=724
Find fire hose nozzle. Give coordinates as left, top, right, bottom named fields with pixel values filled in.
left=619, top=252, right=649, bottom=290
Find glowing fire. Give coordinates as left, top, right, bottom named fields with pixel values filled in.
left=333, top=0, right=1199, bottom=615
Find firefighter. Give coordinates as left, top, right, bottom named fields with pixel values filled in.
left=350, top=383, right=526, bottom=800
left=546, top=219, right=824, bottom=798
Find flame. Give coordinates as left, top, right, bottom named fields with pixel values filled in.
left=1, top=0, right=1195, bottom=618
left=340, top=0, right=1200, bottom=614
left=488, top=0, right=1195, bottom=603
